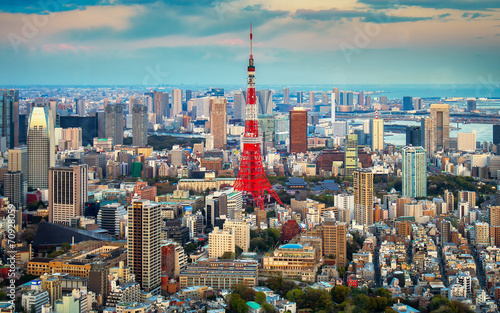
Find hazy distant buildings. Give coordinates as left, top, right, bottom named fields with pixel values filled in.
left=494, top=125, right=500, bottom=145
left=132, top=104, right=148, bottom=147
left=309, top=91, right=315, bottom=105
left=296, top=92, right=303, bottom=104
left=234, top=91, right=246, bottom=120
left=402, top=146, right=427, bottom=198
left=76, top=99, right=85, bottom=117
left=153, top=91, right=169, bottom=123
left=28, top=107, right=55, bottom=190
left=345, top=134, right=358, bottom=176
left=332, top=88, right=340, bottom=104
left=105, top=104, right=124, bottom=146
left=430, top=103, right=450, bottom=153
left=289, top=107, right=307, bottom=153
left=283, top=88, right=289, bottom=105
left=210, top=97, right=227, bottom=149
left=466, top=99, right=476, bottom=112
left=49, top=165, right=88, bottom=224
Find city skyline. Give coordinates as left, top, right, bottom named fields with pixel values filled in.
left=1, top=1, right=499, bottom=85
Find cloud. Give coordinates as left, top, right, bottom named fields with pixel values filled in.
left=42, top=43, right=97, bottom=52
left=295, top=8, right=435, bottom=23
left=357, top=0, right=500, bottom=11
left=462, top=12, right=491, bottom=19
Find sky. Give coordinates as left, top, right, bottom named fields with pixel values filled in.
left=0, top=0, right=499, bottom=86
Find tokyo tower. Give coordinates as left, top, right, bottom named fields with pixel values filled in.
left=233, top=24, right=283, bottom=210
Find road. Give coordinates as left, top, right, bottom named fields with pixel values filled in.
left=373, top=236, right=382, bottom=287
left=468, top=242, right=487, bottom=289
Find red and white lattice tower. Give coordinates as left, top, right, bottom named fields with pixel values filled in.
left=233, top=24, right=283, bottom=210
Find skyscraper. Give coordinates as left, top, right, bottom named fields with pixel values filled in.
left=405, top=126, right=422, bottom=146
left=128, top=200, right=161, bottom=295
left=210, top=97, right=227, bottom=149
left=322, top=92, right=328, bottom=106
left=344, top=134, right=358, bottom=176
left=76, top=99, right=85, bottom=117
left=4, top=172, right=24, bottom=208
left=466, top=99, right=476, bottom=112
left=402, top=146, right=427, bottom=198
left=403, top=96, right=413, bottom=111
left=323, top=220, right=347, bottom=267
left=28, top=107, right=55, bottom=190
left=493, top=125, right=500, bottom=145
left=61, top=128, right=82, bottom=150
left=358, top=92, right=364, bottom=107
left=49, top=164, right=88, bottom=224
left=413, top=98, right=423, bottom=110
left=370, top=114, right=384, bottom=151
left=296, top=92, right=303, bottom=104
left=421, top=117, right=432, bottom=157
left=309, top=91, right=315, bottom=105
left=444, top=190, right=454, bottom=213
left=105, top=103, right=124, bottom=146
left=289, top=107, right=307, bottom=153
left=172, top=89, right=182, bottom=116
left=132, top=104, right=148, bottom=147
left=353, top=170, right=374, bottom=226
left=234, top=91, right=246, bottom=120
left=186, top=90, right=193, bottom=102
left=1, top=89, right=19, bottom=149
left=257, top=90, right=272, bottom=115
left=9, top=147, right=28, bottom=181
left=153, top=91, right=169, bottom=123
left=430, top=103, right=450, bottom=153
left=283, top=88, right=289, bottom=105
left=346, top=92, right=354, bottom=107
left=332, top=88, right=339, bottom=104
left=490, top=206, right=500, bottom=227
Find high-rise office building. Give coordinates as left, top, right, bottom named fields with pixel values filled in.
left=402, top=146, right=427, bottom=198
left=441, top=221, right=451, bottom=243
left=493, top=125, right=500, bottom=145
left=1, top=89, right=19, bottom=149
left=60, top=116, right=98, bottom=146
left=358, top=92, right=364, bottom=107
left=9, top=147, right=28, bottom=181
left=323, top=220, right=347, bottom=267
left=208, top=227, right=235, bottom=258
left=105, top=104, right=124, bottom=146
left=476, top=222, right=490, bottom=246
left=421, top=117, right=432, bottom=157
left=365, top=95, right=371, bottom=108
left=153, top=91, right=169, bottom=123
left=132, top=104, right=148, bottom=147
left=283, top=88, right=289, bottom=105
left=430, top=103, right=450, bottom=153
left=403, top=96, right=413, bottom=111
left=4, top=172, right=24, bottom=208
left=413, top=98, right=423, bottom=110
left=332, top=88, right=340, bottom=105
left=76, top=99, right=85, bottom=117
left=379, top=96, right=387, bottom=106
left=28, top=107, right=55, bottom=190
left=186, top=90, right=193, bottom=102
left=466, top=99, right=476, bottom=112
left=296, top=92, right=303, bottom=104
left=345, top=134, right=358, bottom=176
left=257, top=90, right=272, bottom=115
left=61, top=128, right=82, bottom=150
left=353, top=170, right=373, bottom=226
left=210, top=97, right=227, bottom=149
left=346, top=92, right=354, bottom=107
left=97, top=203, right=127, bottom=237
left=49, top=164, right=88, bottom=224
left=370, top=116, right=384, bottom=151
left=223, top=219, right=250, bottom=252
left=322, top=92, right=328, bottom=106
left=171, top=89, right=182, bottom=116
left=128, top=200, right=161, bottom=295
left=289, top=107, right=307, bottom=153
left=234, top=91, right=246, bottom=120
left=309, top=91, right=315, bottom=105
left=457, top=131, right=476, bottom=152
left=444, top=190, right=454, bottom=213
left=405, top=126, right=422, bottom=147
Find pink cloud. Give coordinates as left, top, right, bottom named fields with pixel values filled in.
left=216, top=38, right=245, bottom=46
left=42, top=43, right=97, bottom=53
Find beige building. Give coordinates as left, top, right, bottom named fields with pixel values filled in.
left=61, top=127, right=82, bottom=150
left=430, top=103, right=450, bottom=154
left=49, top=165, right=88, bottom=225
left=370, top=118, right=384, bottom=151
left=209, top=227, right=235, bottom=258
left=490, top=206, right=500, bottom=227
left=323, top=220, right=347, bottom=267
left=458, top=190, right=476, bottom=208
left=8, top=146, right=27, bottom=178
left=262, top=243, right=319, bottom=282
left=223, top=220, right=250, bottom=252
left=353, top=170, right=374, bottom=226
left=475, top=222, right=490, bottom=246
left=28, top=106, right=55, bottom=189
left=210, top=97, right=227, bottom=149
left=457, top=131, right=476, bottom=152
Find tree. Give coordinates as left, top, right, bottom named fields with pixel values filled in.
left=61, top=242, right=71, bottom=252
left=255, top=291, right=267, bottom=305
left=262, top=303, right=277, bottom=313
left=374, top=288, right=392, bottom=305
left=286, top=289, right=304, bottom=303
left=221, top=251, right=236, bottom=259
left=229, top=294, right=248, bottom=313
left=428, top=295, right=450, bottom=312
left=331, top=285, right=350, bottom=303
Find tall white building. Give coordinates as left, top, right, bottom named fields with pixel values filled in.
left=370, top=117, right=384, bottom=151
left=223, top=219, right=250, bottom=252
left=28, top=106, right=55, bottom=190
left=208, top=227, right=235, bottom=258
left=402, top=146, right=427, bottom=198
left=172, top=89, right=182, bottom=116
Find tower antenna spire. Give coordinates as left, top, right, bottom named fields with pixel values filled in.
left=250, top=23, right=253, bottom=59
